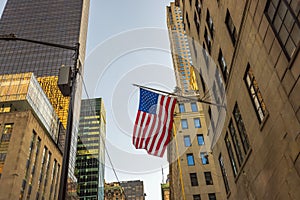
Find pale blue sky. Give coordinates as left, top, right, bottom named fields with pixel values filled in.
left=0, top=1, right=175, bottom=199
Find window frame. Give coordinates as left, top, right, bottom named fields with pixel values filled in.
left=184, top=135, right=192, bottom=147
left=264, top=0, right=300, bottom=60
left=187, top=153, right=195, bottom=166
left=244, top=64, right=267, bottom=124
left=225, top=9, right=237, bottom=45
left=194, top=118, right=202, bottom=128
left=197, top=134, right=205, bottom=145
left=218, top=154, right=231, bottom=194
left=200, top=152, right=209, bottom=165
left=181, top=119, right=188, bottom=129
left=204, top=171, right=213, bottom=185
left=191, top=102, right=198, bottom=112
left=190, top=173, right=199, bottom=186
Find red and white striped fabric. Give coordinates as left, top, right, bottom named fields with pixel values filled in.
left=133, top=88, right=177, bottom=157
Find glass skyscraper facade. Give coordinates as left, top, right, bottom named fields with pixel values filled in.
left=76, top=98, right=106, bottom=200
left=0, top=0, right=90, bottom=196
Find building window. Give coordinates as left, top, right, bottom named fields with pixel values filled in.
left=218, top=49, right=229, bottom=82
left=191, top=102, right=198, bottom=112
left=204, top=172, right=213, bottom=185
left=194, top=118, right=201, bottom=128
left=204, top=27, right=212, bottom=53
left=200, top=152, right=209, bottom=164
left=186, top=12, right=191, bottom=30
left=208, top=193, right=216, bottom=200
left=225, top=9, right=237, bottom=45
left=225, top=133, right=238, bottom=177
left=208, top=107, right=215, bottom=132
left=228, top=120, right=244, bottom=166
left=233, top=104, right=250, bottom=154
left=187, top=154, right=195, bottom=166
left=265, top=0, right=300, bottom=60
left=181, top=119, right=188, bottom=129
left=184, top=135, right=192, bottom=147
left=1, top=123, right=14, bottom=142
left=179, top=103, right=185, bottom=113
left=193, top=194, right=201, bottom=200
left=206, top=9, right=214, bottom=38
left=190, top=173, right=199, bottom=186
left=197, top=134, right=205, bottom=145
left=244, top=64, right=267, bottom=123
left=219, top=154, right=231, bottom=194
left=194, top=12, right=200, bottom=34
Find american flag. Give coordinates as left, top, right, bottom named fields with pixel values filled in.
left=133, top=88, right=177, bottom=157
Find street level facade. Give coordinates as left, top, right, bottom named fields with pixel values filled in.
left=76, top=98, right=106, bottom=200
left=167, top=2, right=225, bottom=200
left=0, top=0, right=90, bottom=197
left=177, top=0, right=300, bottom=199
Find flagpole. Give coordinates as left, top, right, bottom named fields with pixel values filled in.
left=132, top=83, right=224, bottom=107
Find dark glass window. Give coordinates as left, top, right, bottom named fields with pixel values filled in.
left=193, top=194, right=201, bottom=200
left=244, top=64, right=267, bottom=123
left=233, top=104, right=250, bottom=154
left=197, top=134, right=205, bottom=145
left=194, top=118, right=201, bottom=128
left=208, top=193, right=216, bottom=200
left=184, top=135, right=192, bottom=147
left=265, top=0, right=300, bottom=60
left=187, top=154, right=195, bottom=166
left=181, top=119, right=188, bottom=129
left=218, top=49, right=228, bottom=82
left=204, top=172, right=213, bottom=185
left=191, top=102, right=198, bottom=112
left=194, top=12, right=200, bottom=34
left=190, top=173, right=199, bottom=186
left=219, top=154, right=231, bottom=194
left=179, top=103, right=185, bottom=113
left=225, top=133, right=238, bottom=177
left=206, top=9, right=214, bottom=38
left=225, top=9, right=237, bottom=45
left=228, top=120, right=244, bottom=166
left=200, top=152, right=209, bottom=164
left=204, top=27, right=212, bottom=53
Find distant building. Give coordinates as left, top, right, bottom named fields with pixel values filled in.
left=176, top=0, right=300, bottom=199
left=167, top=2, right=224, bottom=200
left=161, top=182, right=170, bottom=200
left=104, top=182, right=125, bottom=200
left=105, top=180, right=145, bottom=200
left=120, top=180, right=145, bottom=200
left=76, top=98, right=106, bottom=199
left=0, top=73, right=63, bottom=199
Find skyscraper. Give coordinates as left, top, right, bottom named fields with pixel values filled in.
left=0, top=0, right=90, bottom=198
left=76, top=98, right=106, bottom=200
left=177, top=0, right=300, bottom=199
left=167, top=2, right=224, bottom=200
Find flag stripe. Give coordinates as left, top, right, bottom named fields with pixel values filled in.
left=157, top=98, right=176, bottom=157
left=147, top=95, right=166, bottom=153
left=138, top=113, right=152, bottom=148
left=134, top=111, right=146, bottom=147
left=133, top=110, right=142, bottom=145
left=150, top=96, right=171, bottom=156
left=154, top=97, right=175, bottom=156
